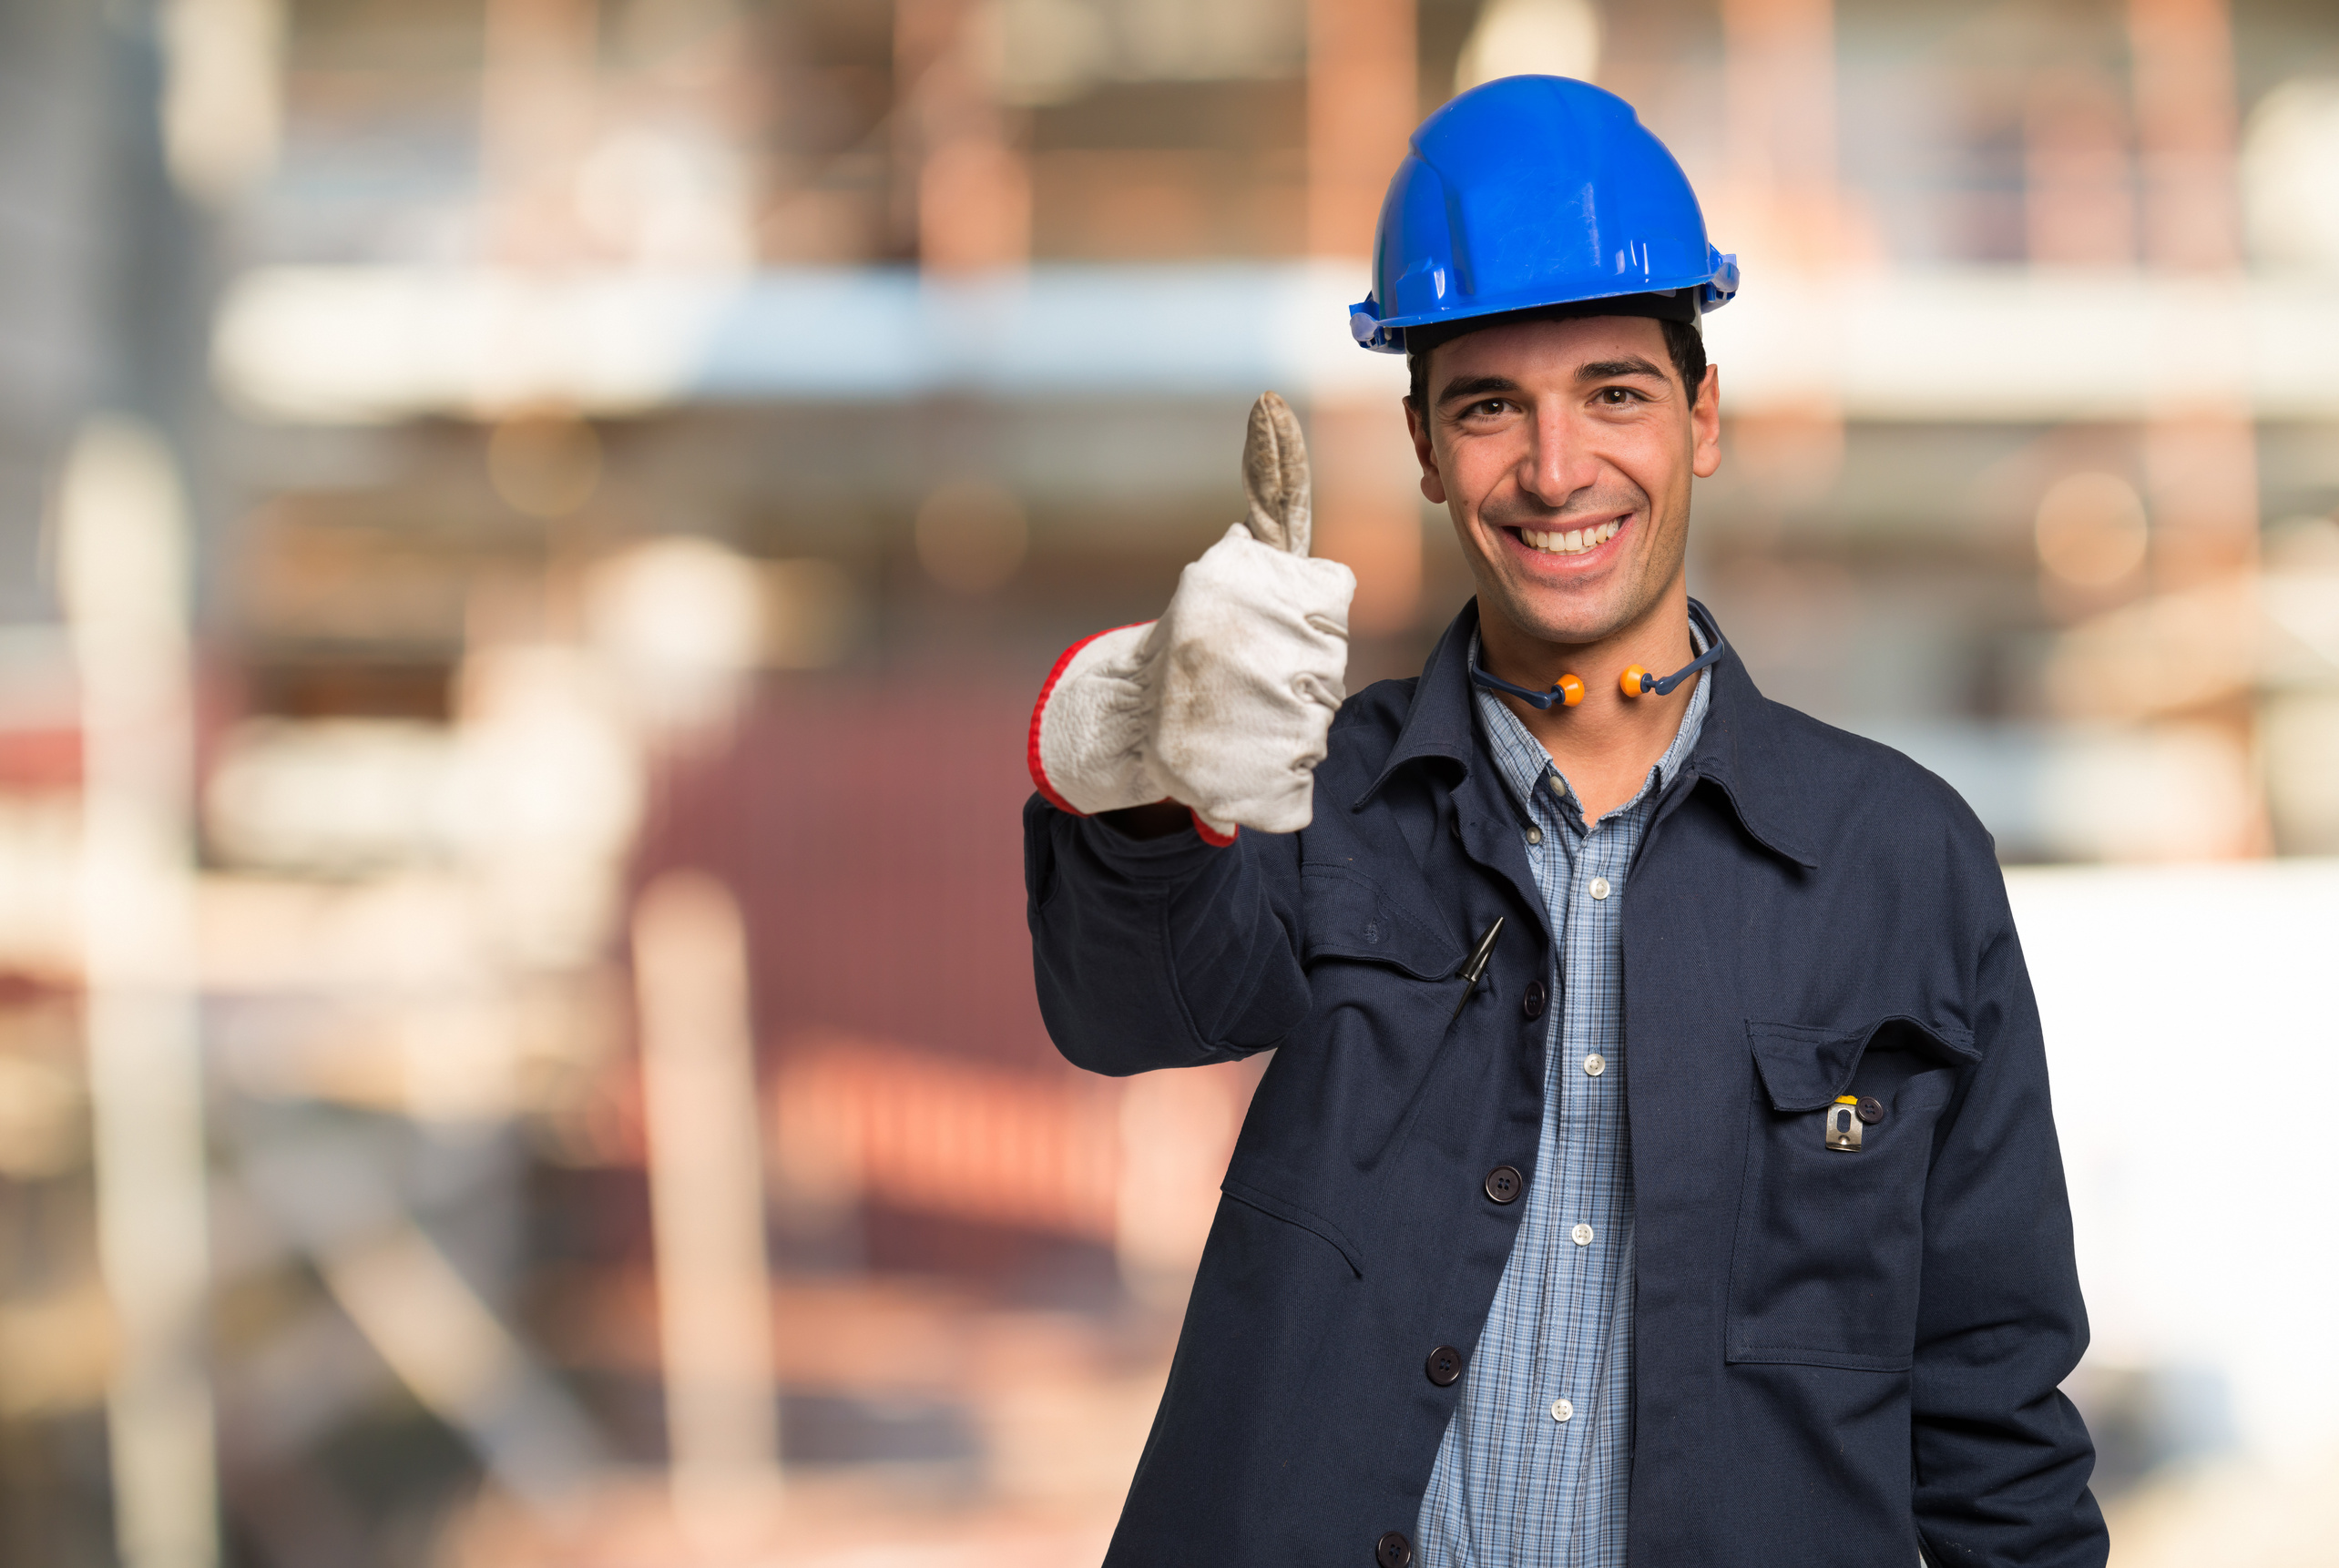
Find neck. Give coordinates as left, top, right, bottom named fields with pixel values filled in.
left=1475, top=585, right=1701, bottom=823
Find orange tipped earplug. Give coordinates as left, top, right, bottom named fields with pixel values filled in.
left=1558, top=674, right=1586, bottom=707
left=1619, top=666, right=1650, bottom=697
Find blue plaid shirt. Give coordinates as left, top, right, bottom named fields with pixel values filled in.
left=1415, top=628, right=1711, bottom=1568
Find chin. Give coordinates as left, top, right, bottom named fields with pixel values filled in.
left=1486, top=582, right=1632, bottom=649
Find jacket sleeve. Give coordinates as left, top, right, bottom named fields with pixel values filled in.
left=1910, top=885, right=2109, bottom=1566
left=1023, top=793, right=1312, bottom=1076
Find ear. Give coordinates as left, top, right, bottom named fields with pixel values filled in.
left=1690, top=364, right=1721, bottom=479
left=1404, top=395, right=1448, bottom=504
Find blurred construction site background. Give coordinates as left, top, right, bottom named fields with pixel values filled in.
left=1, top=0, right=2336, bottom=1563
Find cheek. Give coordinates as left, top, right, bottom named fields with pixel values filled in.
left=1445, top=438, right=1518, bottom=510
left=1609, top=430, right=1689, bottom=507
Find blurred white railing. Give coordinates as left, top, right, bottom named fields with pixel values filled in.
left=212, top=261, right=2339, bottom=424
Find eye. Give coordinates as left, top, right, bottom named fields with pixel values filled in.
left=1464, top=398, right=1515, bottom=418
left=1596, top=386, right=1647, bottom=407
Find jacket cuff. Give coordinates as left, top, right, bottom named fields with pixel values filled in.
left=1073, top=809, right=1232, bottom=876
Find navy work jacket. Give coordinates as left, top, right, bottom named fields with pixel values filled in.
left=1024, top=600, right=2107, bottom=1567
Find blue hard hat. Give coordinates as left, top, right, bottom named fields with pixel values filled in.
left=1349, top=75, right=1739, bottom=354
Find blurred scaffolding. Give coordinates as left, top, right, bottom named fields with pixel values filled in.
left=0, top=0, right=2334, bottom=1564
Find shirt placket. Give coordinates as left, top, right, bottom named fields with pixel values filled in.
left=1536, top=779, right=1631, bottom=1545
left=1517, top=778, right=1579, bottom=1516
left=1420, top=647, right=1709, bottom=1568
left=1565, top=809, right=1635, bottom=1553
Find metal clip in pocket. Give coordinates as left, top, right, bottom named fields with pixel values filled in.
left=1823, top=1095, right=1863, bottom=1152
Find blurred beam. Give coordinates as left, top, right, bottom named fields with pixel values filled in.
left=1306, top=0, right=1414, bottom=260
left=1309, top=399, right=1424, bottom=636
left=633, top=871, right=781, bottom=1542
left=2129, top=0, right=2257, bottom=590
left=238, top=1139, right=604, bottom=1509
left=2130, top=0, right=2243, bottom=272
left=1721, top=0, right=1847, bottom=511
left=314, top=1225, right=597, bottom=1508
left=2026, top=65, right=2136, bottom=267
left=481, top=0, right=600, bottom=266
left=212, top=262, right=2339, bottom=422
left=61, top=417, right=218, bottom=1568
left=1721, top=0, right=1844, bottom=267
left=1305, top=0, right=1418, bottom=628
left=896, top=0, right=1029, bottom=273
left=2123, top=0, right=2263, bottom=854
left=159, top=0, right=282, bottom=207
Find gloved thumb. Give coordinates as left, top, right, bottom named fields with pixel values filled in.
left=1241, top=390, right=1312, bottom=558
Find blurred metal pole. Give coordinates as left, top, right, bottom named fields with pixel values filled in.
left=60, top=417, right=218, bottom=1568
left=634, top=871, right=781, bottom=1543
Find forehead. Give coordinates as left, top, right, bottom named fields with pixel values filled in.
left=1428, top=314, right=1670, bottom=389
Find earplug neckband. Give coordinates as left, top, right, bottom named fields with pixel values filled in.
left=1469, top=599, right=1727, bottom=711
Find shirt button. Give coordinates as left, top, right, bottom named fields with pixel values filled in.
left=1375, top=1531, right=1414, bottom=1568
left=1547, top=776, right=1566, bottom=796
left=1425, top=1345, right=1465, bottom=1387
left=1525, top=824, right=1543, bottom=844
left=1588, top=876, right=1611, bottom=900
left=1583, top=1053, right=1605, bottom=1076
left=1521, top=981, right=1547, bottom=1020
left=1484, top=1165, right=1523, bottom=1204
left=1571, top=1222, right=1594, bottom=1247
left=1549, top=1398, right=1575, bottom=1422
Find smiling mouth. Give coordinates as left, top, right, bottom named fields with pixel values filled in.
left=1509, top=519, right=1622, bottom=556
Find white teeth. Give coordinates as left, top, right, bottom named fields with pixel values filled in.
left=1519, top=520, right=1620, bottom=555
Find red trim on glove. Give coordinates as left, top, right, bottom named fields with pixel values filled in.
left=1027, top=623, right=1148, bottom=817
left=1028, top=621, right=1235, bottom=848
left=1190, top=811, right=1237, bottom=847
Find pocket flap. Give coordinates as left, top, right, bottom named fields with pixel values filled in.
left=1221, top=1176, right=1365, bottom=1277
left=1744, top=1015, right=1979, bottom=1112
left=1300, top=865, right=1462, bottom=980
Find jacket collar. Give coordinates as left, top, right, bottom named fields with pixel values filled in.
left=1355, top=596, right=1820, bottom=870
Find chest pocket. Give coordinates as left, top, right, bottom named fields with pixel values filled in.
left=1726, top=1015, right=1976, bottom=1372
left=1298, top=865, right=1464, bottom=981
left=1246, top=865, right=1471, bottom=1179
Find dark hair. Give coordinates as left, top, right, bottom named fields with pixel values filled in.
left=1404, top=311, right=1707, bottom=412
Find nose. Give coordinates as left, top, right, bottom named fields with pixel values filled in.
left=1518, top=398, right=1600, bottom=509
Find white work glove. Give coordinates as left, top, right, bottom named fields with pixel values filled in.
left=1028, top=392, right=1356, bottom=842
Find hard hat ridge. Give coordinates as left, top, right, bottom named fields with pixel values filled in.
left=1349, top=75, right=1738, bottom=354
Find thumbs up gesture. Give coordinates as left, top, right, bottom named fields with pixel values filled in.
left=1028, top=392, right=1358, bottom=840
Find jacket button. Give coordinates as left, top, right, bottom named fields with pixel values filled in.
left=1484, top=1165, right=1522, bottom=1204
left=1522, top=981, right=1547, bottom=1019
left=1375, top=1531, right=1414, bottom=1568
left=1856, top=1095, right=1885, bottom=1125
left=1425, top=1345, right=1464, bottom=1387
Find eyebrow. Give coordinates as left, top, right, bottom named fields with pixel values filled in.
left=1435, top=356, right=1672, bottom=408
left=1577, top=355, right=1670, bottom=383
left=1435, top=373, right=1522, bottom=407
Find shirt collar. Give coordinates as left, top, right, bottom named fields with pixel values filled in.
left=1355, top=597, right=1819, bottom=869
left=1467, top=622, right=1711, bottom=826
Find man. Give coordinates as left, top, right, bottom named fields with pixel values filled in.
left=1024, top=76, right=2105, bottom=1567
